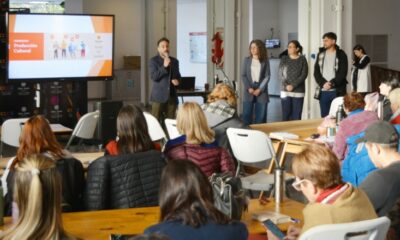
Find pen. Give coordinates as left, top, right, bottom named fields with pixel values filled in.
left=290, top=217, right=301, bottom=223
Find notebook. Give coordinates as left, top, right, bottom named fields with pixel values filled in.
left=269, top=132, right=299, bottom=140
left=177, top=76, right=196, bottom=90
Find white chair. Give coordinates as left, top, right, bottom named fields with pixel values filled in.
left=299, top=216, right=391, bottom=240
left=164, top=118, right=181, bottom=140
left=0, top=118, right=29, bottom=157
left=65, top=111, right=99, bottom=149
left=227, top=128, right=278, bottom=192
left=143, top=112, right=167, bottom=142
left=328, top=96, right=344, bottom=117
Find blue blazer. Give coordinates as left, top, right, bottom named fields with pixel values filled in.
left=241, top=56, right=270, bottom=103
left=149, top=55, right=181, bottom=103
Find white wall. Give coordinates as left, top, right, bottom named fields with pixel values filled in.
left=278, top=0, right=298, bottom=50
left=177, top=0, right=207, bottom=87
left=353, top=0, right=400, bottom=70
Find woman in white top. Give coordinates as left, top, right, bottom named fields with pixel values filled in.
left=352, top=44, right=371, bottom=94
left=241, top=39, right=270, bottom=125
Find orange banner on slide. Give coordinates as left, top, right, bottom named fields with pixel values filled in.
left=9, top=33, right=44, bottom=61
left=91, top=16, right=113, bottom=33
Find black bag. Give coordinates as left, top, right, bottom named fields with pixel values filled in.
left=209, top=172, right=247, bottom=220
left=314, top=86, right=321, bottom=100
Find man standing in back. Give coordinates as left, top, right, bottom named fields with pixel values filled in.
left=314, top=32, right=348, bottom=117
left=149, top=37, right=181, bottom=123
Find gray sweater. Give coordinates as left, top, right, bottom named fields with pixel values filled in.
left=279, top=55, right=308, bottom=93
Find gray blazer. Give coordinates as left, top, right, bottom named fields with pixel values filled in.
left=149, top=55, right=181, bottom=103
left=241, top=57, right=270, bottom=103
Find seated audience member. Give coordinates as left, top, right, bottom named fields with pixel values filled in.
left=364, top=92, right=380, bottom=112
left=201, top=83, right=246, bottom=149
left=333, top=92, right=378, bottom=161
left=144, top=160, right=248, bottom=240
left=2, top=115, right=85, bottom=215
left=164, top=102, right=235, bottom=177
left=268, top=144, right=377, bottom=240
left=359, top=121, right=400, bottom=216
left=379, top=78, right=400, bottom=121
left=86, top=105, right=165, bottom=210
left=389, top=88, right=400, bottom=124
left=0, top=154, right=79, bottom=240
left=105, top=105, right=160, bottom=155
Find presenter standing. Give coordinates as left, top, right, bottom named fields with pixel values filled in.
left=241, top=39, right=270, bottom=125
left=149, top=37, right=181, bottom=122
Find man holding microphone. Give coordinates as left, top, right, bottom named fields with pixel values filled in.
left=149, top=37, right=181, bottom=123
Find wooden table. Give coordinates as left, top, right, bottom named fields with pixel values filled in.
left=250, top=119, right=323, bottom=170
left=0, top=199, right=304, bottom=239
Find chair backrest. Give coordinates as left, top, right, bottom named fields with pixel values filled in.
left=299, top=217, right=391, bottom=240
left=1, top=118, right=29, bottom=147
left=227, top=128, right=275, bottom=164
left=143, top=112, right=167, bottom=142
left=329, top=96, right=344, bottom=117
left=164, top=118, right=181, bottom=139
left=72, top=111, right=99, bottom=139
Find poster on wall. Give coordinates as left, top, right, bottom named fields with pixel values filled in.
left=189, top=32, right=206, bottom=63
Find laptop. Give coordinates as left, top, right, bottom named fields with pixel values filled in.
left=177, top=76, right=195, bottom=91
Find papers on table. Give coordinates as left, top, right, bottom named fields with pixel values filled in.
left=269, top=132, right=300, bottom=140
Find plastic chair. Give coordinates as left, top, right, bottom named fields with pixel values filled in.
left=143, top=112, right=167, bottom=142
left=328, top=96, right=344, bottom=117
left=164, top=118, right=181, bottom=140
left=227, top=128, right=278, bottom=192
left=299, top=216, right=390, bottom=240
left=0, top=118, right=29, bottom=157
left=65, top=111, right=99, bottom=150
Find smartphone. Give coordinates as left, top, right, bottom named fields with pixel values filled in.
left=262, top=219, right=285, bottom=240
left=109, top=234, right=137, bottom=240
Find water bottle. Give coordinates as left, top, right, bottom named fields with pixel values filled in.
left=336, top=104, right=344, bottom=125
left=274, top=167, right=285, bottom=204
left=0, top=184, right=4, bottom=226
left=377, top=100, right=384, bottom=120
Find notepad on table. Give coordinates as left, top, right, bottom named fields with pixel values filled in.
left=252, top=211, right=291, bottom=224
left=269, top=132, right=299, bottom=140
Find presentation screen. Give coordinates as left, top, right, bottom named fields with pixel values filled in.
left=7, top=13, right=114, bottom=82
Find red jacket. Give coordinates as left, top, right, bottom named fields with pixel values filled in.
left=164, top=135, right=235, bottom=177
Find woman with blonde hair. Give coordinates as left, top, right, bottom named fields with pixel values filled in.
left=2, top=115, right=85, bottom=215
left=202, top=83, right=245, bottom=149
left=389, top=88, right=400, bottom=124
left=164, top=102, right=235, bottom=177
left=0, top=154, right=78, bottom=240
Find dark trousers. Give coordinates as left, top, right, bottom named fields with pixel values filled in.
left=151, top=97, right=177, bottom=124
left=319, top=90, right=337, bottom=117
left=281, top=97, right=304, bottom=121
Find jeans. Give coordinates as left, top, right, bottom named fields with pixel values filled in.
left=319, top=90, right=337, bottom=117
left=281, top=97, right=304, bottom=121
left=242, top=98, right=268, bottom=125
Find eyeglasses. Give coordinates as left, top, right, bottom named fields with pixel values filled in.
left=292, top=178, right=307, bottom=191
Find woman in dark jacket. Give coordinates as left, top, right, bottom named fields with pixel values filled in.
left=241, top=39, right=270, bottom=125
left=145, top=159, right=248, bottom=240
left=86, top=105, right=165, bottom=210
left=3, top=115, right=85, bottom=215
left=164, top=102, right=235, bottom=177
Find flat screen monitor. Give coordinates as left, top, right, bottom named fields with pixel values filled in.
left=265, top=39, right=280, bottom=49
left=7, top=13, right=115, bottom=82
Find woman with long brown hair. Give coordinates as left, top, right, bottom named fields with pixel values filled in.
left=0, top=154, right=79, bottom=240
left=2, top=115, right=85, bottom=215
left=145, top=159, right=248, bottom=240
left=241, top=39, right=270, bottom=124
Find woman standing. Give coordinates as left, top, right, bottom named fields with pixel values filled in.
left=279, top=40, right=308, bottom=121
left=241, top=39, right=270, bottom=125
left=351, top=44, right=371, bottom=94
